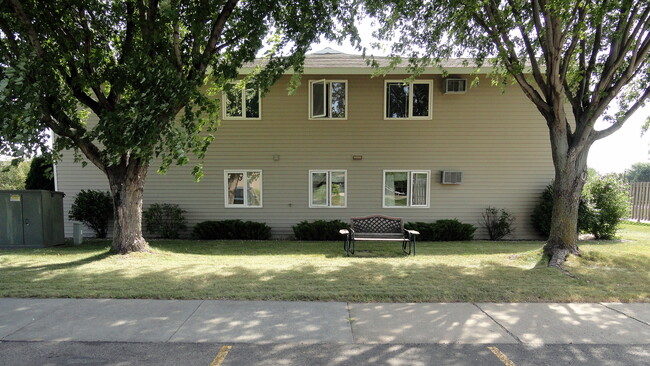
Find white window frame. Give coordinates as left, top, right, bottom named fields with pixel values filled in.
left=444, top=78, right=468, bottom=94
left=309, top=170, right=348, bottom=208
left=308, top=79, right=348, bottom=120
left=383, top=80, right=433, bottom=120
left=222, top=82, right=262, bottom=120
left=382, top=170, right=431, bottom=208
left=224, top=170, right=263, bottom=208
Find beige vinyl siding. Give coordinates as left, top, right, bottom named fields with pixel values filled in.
left=56, top=74, right=554, bottom=239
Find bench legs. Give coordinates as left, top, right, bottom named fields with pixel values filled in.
left=343, top=236, right=355, bottom=256
left=344, top=238, right=415, bottom=256
left=401, top=238, right=416, bottom=256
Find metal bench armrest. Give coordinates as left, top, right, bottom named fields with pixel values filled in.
left=404, top=229, right=420, bottom=236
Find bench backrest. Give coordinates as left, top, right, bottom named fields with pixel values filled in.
left=351, top=215, right=403, bottom=233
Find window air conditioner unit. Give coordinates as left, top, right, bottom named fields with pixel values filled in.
left=441, top=171, right=463, bottom=184
left=445, top=78, right=467, bottom=94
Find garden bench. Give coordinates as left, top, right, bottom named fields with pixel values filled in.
left=338, top=215, right=419, bottom=256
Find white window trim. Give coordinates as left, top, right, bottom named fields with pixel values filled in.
left=308, top=79, right=348, bottom=120
left=383, top=80, right=433, bottom=120
left=224, top=170, right=263, bottom=208
left=382, top=170, right=431, bottom=208
left=222, top=82, right=262, bottom=120
left=444, top=78, right=468, bottom=94
left=309, top=169, right=348, bottom=208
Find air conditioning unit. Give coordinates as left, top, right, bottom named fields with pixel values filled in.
left=444, top=78, right=467, bottom=94
left=441, top=171, right=463, bottom=184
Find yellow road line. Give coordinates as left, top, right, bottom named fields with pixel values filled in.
left=488, top=346, right=516, bottom=366
left=210, top=345, right=232, bottom=366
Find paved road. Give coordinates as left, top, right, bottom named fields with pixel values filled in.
left=1, top=341, right=649, bottom=365
left=1, top=298, right=649, bottom=365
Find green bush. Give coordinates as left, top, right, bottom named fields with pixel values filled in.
left=583, top=174, right=631, bottom=239
left=431, top=219, right=476, bottom=241
left=192, top=220, right=271, bottom=240
left=404, top=222, right=436, bottom=241
left=530, top=184, right=591, bottom=238
left=293, top=220, right=350, bottom=241
left=143, top=203, right=187, bottom=239
left=405, top=219, right=476, bottom=241
left=25, top=156, right=54, bottom=190
left=481, top=207, right=515, bottom=240
left=68, top=190, right=113, bottom=238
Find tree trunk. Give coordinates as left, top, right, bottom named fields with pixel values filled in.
left=107, top=159, right=150, bottom=254
left=543, top=120, right=591, bottom=267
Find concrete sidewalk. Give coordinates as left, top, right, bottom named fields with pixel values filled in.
left=1, top=298, right=649, bottom=345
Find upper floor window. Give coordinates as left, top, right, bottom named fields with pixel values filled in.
left=223, top=83, right=261, bottom=120
left=224, top=170, right=262, bottom=207
left=310, top=170, right=347, bottom=207
left=383, top=170, right=430, bottom=208
left=385, top=80, right=432, bottom=119
left=309, top=80, right=347, bottom=119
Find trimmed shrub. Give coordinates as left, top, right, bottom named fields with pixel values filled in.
left=583, top=174, right=631, bottom=239
left=481, top=207, right=515, bottom=240
left=68, top=190, right=113, bottom=238
left=25, top=156, right=54, bottom=190
left=293, top=220, right=350, bottom=241
left=530, top=184, right=590, bottom=238
left=143, top=203, right=187, bottom=239
left=404, top=222, right=436, bottom=241
left=405, top=219, right=476, bottom=241
left=431, top=219, right=476, bottom=241
left=192, top=220, right=271, bottom=240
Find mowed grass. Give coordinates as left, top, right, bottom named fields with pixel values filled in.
left=0, top=223, right=649, bottom=302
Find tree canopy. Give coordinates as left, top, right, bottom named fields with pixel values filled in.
left=365, top=0, right=649, bottom=266
left=0, top=0, right=358, bottom=253
left=0, top=159, right=30, bottom=190
left=1, top=0, right=358, bottom=174
left=626, top=162, right=650, bottom=182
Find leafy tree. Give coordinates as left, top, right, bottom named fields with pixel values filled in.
left=0, top=159, right=30, bottom=190
left=365, top=0, right=650, bottom=267
left=1, top=0, right=358, bottom=253
left=625, top=162, right=650, bottom=182
left=24, top=155, right=54, bottom=190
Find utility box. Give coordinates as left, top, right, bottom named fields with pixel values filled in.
left=0, top=190, right=65, bottom=248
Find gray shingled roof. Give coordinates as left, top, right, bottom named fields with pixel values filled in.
left=241, top=49, right=487, bottom=74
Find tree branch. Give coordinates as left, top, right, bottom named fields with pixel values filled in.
left=58, top=63, right=103, bottom=115
left=472, top=9, right=550, bottom=114
left=39, top=96, right=106, bottom=173
left=197, top=0, right=239, bottom=74
left=579, top=21, right=602, bottom=107
left=591, top=85, right=650, bottom=142
left=172, top=17, right=183, bottom=72
left=0, top=17, right=20, bottom=59
left=506, top=0, right=548, bottom=91
left=592, top=1, right=639, bottom=101
left=7, top=0, right=44, bottom=57
left=589, top=30, right=650, bottom=121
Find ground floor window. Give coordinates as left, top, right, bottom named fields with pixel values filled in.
left=310, top=170, right=347, bottom=207
left=383, top=170, right=430, bottom=208
left=224, top=170, right=262, bottom=207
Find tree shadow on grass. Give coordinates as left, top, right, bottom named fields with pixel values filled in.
left=1, top=250, right=648, bottom=302
left=150, top=240, right=542, bottom=258
left=3, top=250, right=114, bottom=272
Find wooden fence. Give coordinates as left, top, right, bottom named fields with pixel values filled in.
left=630, top=182, right=650, bottom=222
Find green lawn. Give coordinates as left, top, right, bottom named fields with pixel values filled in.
left=1, top=223, right=649, bottom=302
